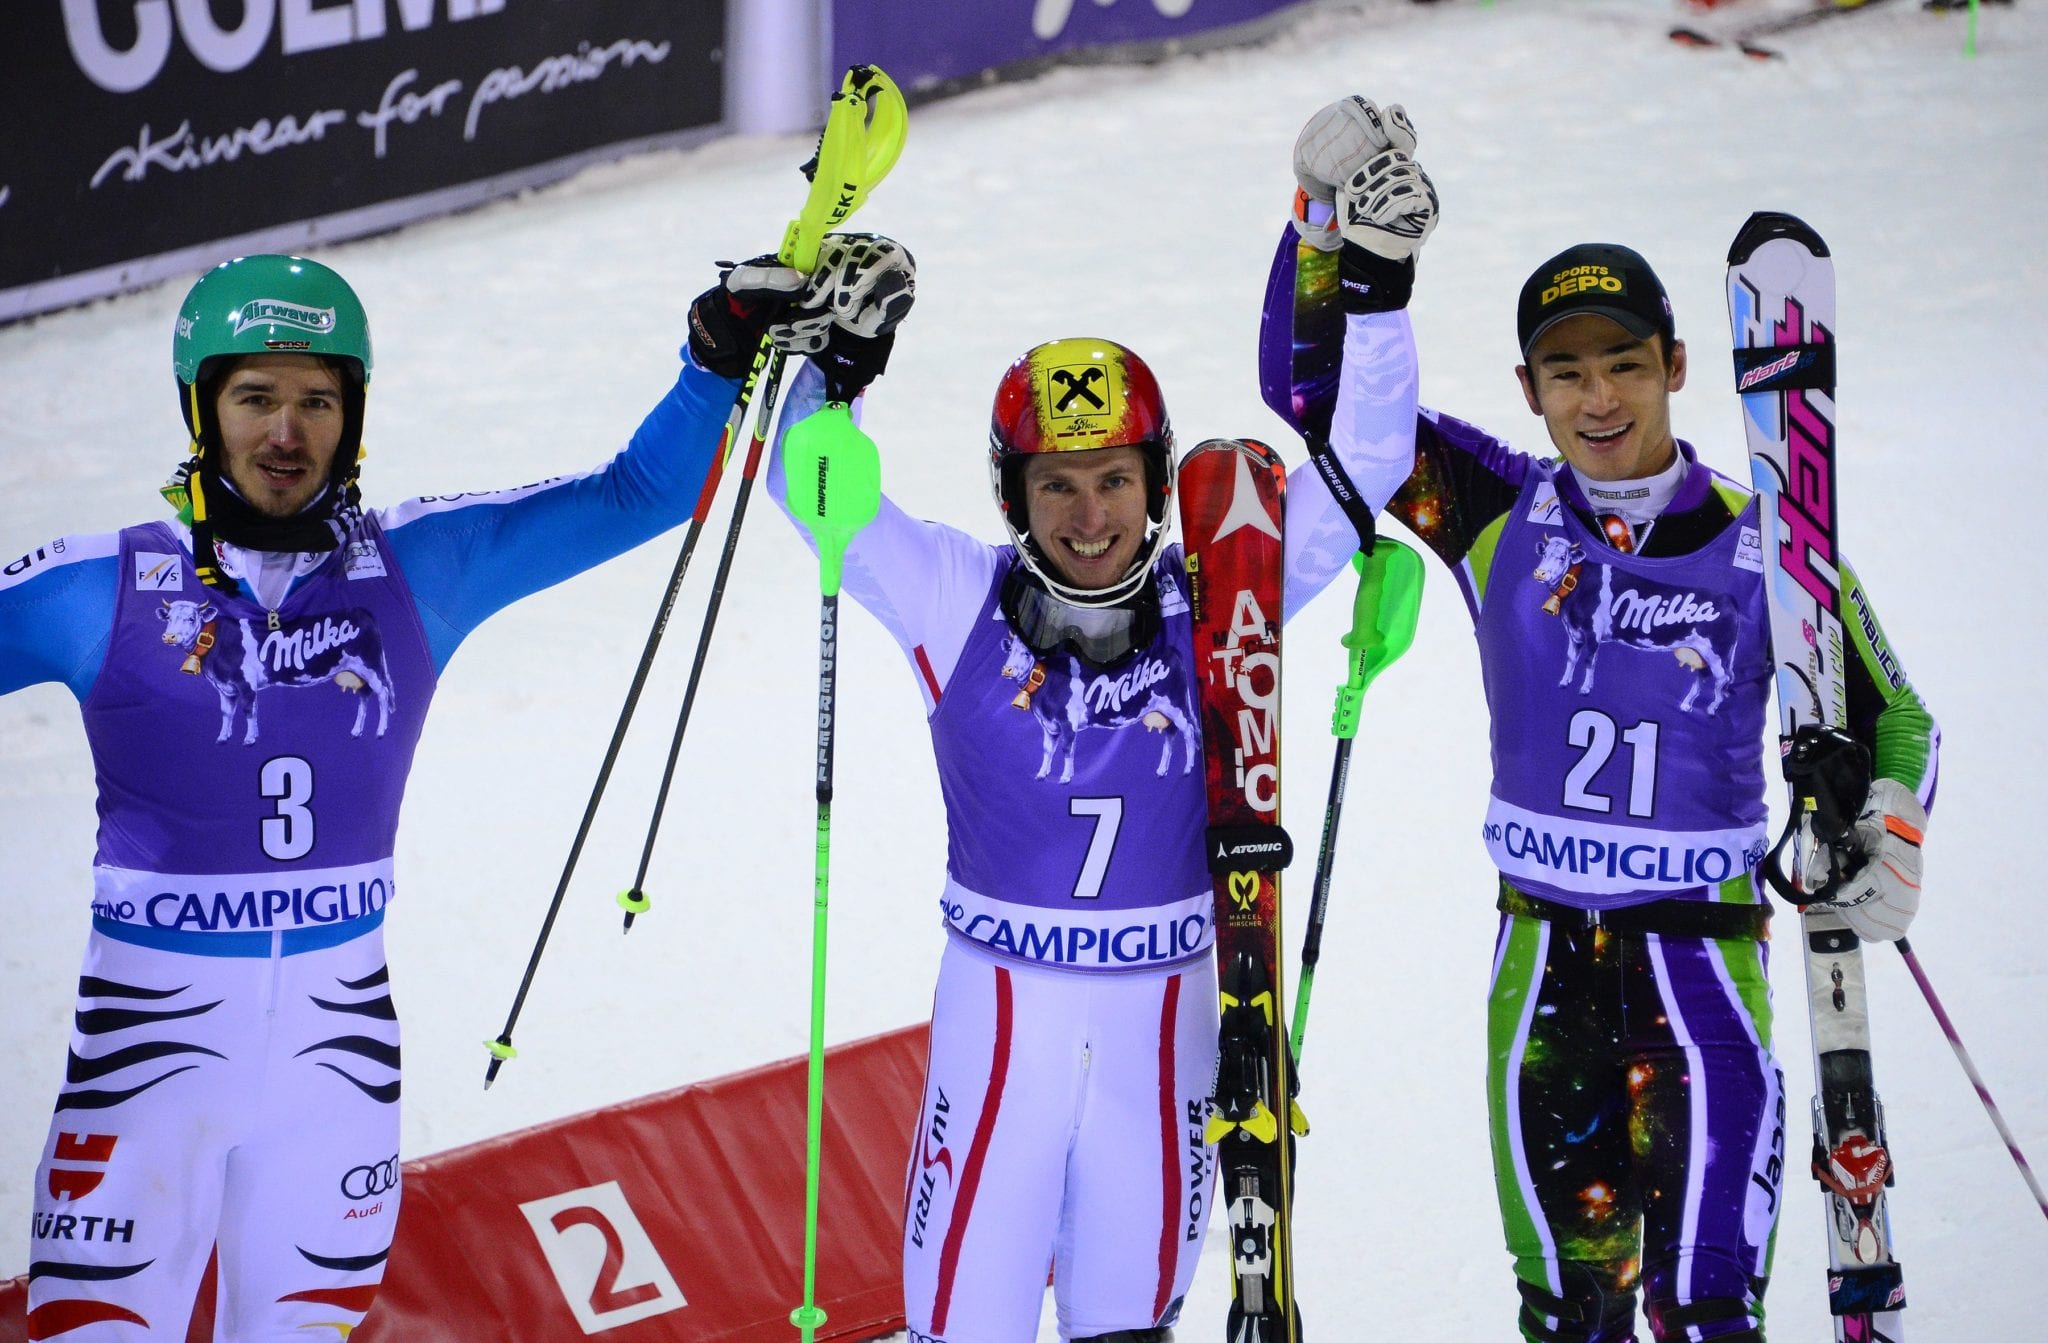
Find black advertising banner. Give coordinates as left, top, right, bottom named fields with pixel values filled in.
left=0, top=1, right=724, bottom=321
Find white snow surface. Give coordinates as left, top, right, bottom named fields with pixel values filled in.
left=4, top=1, right=2044, bottom=1337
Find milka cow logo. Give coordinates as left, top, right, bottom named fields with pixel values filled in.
left=1531, top=535, right=1738, bottom=714
left=158, top=599, right=396, bottom=744
left=1000, top=634, right=1197, bottom=783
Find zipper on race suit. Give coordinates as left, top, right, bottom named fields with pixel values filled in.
left=1073, top=1043, right=1094, bottom=1134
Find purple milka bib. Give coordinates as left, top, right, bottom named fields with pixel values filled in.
left=1478, top=467, right=1772, bottom=908
left=80, top=520, right=436, bottom=940
left=930, top=551, right=1211, bottom=970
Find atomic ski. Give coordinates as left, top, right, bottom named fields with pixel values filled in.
left=1727, top=211, right=1906, bottom=1342
left=1180, top=436, right=1300, bottom=1343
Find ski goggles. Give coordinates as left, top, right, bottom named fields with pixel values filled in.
left=1000, top=566, right=1160, bottom=667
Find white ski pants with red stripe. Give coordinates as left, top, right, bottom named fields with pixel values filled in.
left=26, top=922, right=400, bottom=1341
left=902, top=935, right=1218, bottom=1343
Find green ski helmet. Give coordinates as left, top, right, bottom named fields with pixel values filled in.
left=173, top=253, right=372, bottom=437
left=167, top=255, right=373, bottom=583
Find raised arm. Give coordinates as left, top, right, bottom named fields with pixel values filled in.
left=1280, top=309, right=1421, bottom=619
left=768, top=359, right=999, bottom=712
left=376, top=248, right=878, bottom=672
left=378, top=352, right=743, bottom=673
left=1270, top=95, right=1442, bottom=619
left=738, top=232, right=1000, bottom=710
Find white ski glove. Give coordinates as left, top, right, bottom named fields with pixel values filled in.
left=1338, top=152, right=1439, bottom=263
left=767, top=233, right=917, bottom=402
left=1293, top=96, right=1418, bottom=204
left=1292, top=97, right=1430, bottom=256
left=1287, top=97, right=1439, bottom=313
left=767, top=233, right=917, bottom=354
left=1803, top=778, right=1926, bottom=942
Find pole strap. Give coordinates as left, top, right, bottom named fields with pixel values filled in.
left=1304, top=427, right=1380, bottom=552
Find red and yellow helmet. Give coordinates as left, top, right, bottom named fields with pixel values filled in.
left=987, top=337, right=1175, bottom=605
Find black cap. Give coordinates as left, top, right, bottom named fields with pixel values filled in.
left=1516, top=243, right=1675, bottom=360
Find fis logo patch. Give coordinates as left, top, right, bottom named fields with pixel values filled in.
left=134, top=552, right=182, bottom=591
left=1158, top=570, right=1189, bottom=618
left=1527, top=481, right=1563, bottom=525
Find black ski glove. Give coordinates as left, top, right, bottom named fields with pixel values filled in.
left=813, top=330, right=897, bottom=404
left=1338, top=244, right=1416, bottom=314
left=686, top=256, right=805, bottom=379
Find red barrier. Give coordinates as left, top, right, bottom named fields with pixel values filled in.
left=4, top=1023, right=928, bottom=1342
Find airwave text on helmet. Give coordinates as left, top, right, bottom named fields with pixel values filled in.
left=234, top=299, right=336, bottom=337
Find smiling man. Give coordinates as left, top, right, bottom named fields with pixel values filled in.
left=1285, top=113, right=1941, bottom=1341
left=1515, top=245, right=1686, bottom=487
left=759, top=130, right=1437, bottom=1338
left=1017, top=444, right=1152, bottom=590
left=1396, top=241, right=1934, bottom=1343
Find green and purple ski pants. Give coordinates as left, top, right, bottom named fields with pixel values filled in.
left=1487, top=903, right=1784, bottom=1343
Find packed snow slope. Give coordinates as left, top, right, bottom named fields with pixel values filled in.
left=3, top=1, right=2042, bottom=1336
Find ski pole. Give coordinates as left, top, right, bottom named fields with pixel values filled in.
left=1291, top=537, right=1423, bottom=1067
left=1893, top=939, right=2048, bottom=1222
left=481, top=427, right=731, bottom=1088
left=618, top=353, right=791, bottom=931
left=619, top=63, right=907, bottom=933
left=482, top=64, right=905, bottom=1086
left=783, top=402, right=882, bottom=1341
